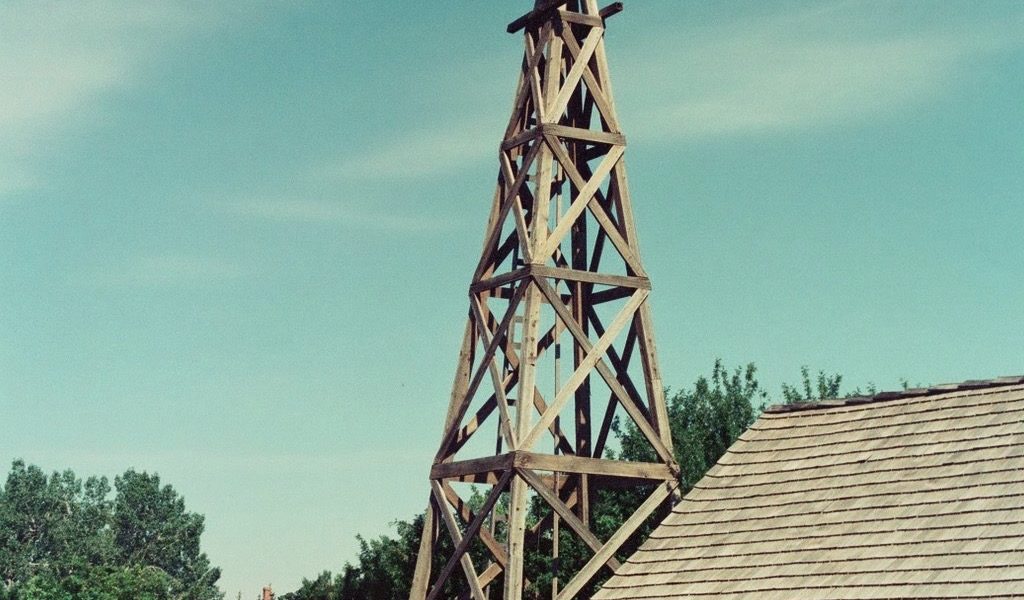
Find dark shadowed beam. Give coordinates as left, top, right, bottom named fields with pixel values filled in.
left=508, top=1, right=624, bottom=34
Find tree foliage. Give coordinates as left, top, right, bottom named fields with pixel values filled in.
left=0, top=461, right=222, bottom=600
left=780, top=365, right=842, bottom=403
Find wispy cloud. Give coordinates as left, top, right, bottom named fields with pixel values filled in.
left=220, top=197, right=457, bottom=234
left=87, top=254, right=244, bottom=286
left=0, top=2, right=238, bottom=197
left=318, top=120, right=503, bottom=181
left=621, top=2, right=1024, bottom=141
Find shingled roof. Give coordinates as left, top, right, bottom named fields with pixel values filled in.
left=594, top=377, right=1024, bottom=600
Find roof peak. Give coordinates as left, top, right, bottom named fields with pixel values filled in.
left=764, top=375, right=1024, bottom=414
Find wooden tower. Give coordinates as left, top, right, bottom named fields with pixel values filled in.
left=409, top=2, right=679, bottom=599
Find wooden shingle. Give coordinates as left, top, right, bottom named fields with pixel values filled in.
left=594, top=381, right=1024, bottom=599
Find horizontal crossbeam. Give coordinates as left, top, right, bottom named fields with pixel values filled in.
left=430, top=451, right=675, bottom=482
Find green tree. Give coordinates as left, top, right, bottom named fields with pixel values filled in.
left=112, top=470, right=221, bottom=599
left=0, top=461, right=113, bottom=589
left=0, top=461, right=222, bottom=600
left=781, top=365, right=842, bottom=403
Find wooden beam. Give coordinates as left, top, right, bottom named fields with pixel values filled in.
left=437, top=284, right=527, bottom=460
left=515, top=451, right=674, bottom=480
left=470, top=296, right=518, bottom=449
left=430, top=453, right=514, bottom=481
left=477, top=562, right=503, bottom=590
left=412, top=3, right=681, bottom=596
left=427, top=471, right=512, bottom=600
left=544, top=134, right=645, bottom=275
left=435, top=320, right=476, bottom=460
left=535, top=144, right=624, bottom=263
left=593, top=326, right=637, bottom=460
left=587, top=305, right=650, bottom=424
left=440, top=483, right=510, bottom=569
left=590, top=286, right=634, bottom=304
left=517, top=467, right=620, bottom=570
left=473, top=143, right=542, bottom=282
left=558, top=9, right=604, bottom=28
left=408, top=501, right=435, bottom=600
left=530, top=264, right=648, bottom=289
left=556, top=480, right=675, bottom=600
left=542, top=123, right=624, bottom=146
left=599, top=2, right=624, bottom=20
left=533, top=278, right=674, bottom=466
left=520, top=281, right=644, bottom=451
left=500, top=127, right=540, bottom=152
left=636, top=301, right=673, bottom=453
left=507, top=0, right=563, bottom=34
left=559, top=21, right=619, bottom=132
left=503, top=472, right=529, bottom=599
left=430, top=481, right=486, bottom=600
left=547, top=26, right=603, bottom=120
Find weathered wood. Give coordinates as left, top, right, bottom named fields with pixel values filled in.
left=542, top=123, right=624, bottom=146
left=437, top=285, right=527, bottom=460
left=500, top=152, right=535, bottom=264
left=504, top=472, right=529, bottom=599
left=471, top=295, right=518, bottom=448
left=436, top=320, right=476, bottom=459
left=528, top=24, right=551, bottom=124
left=431, top=453, right=515, bottom=481
left=555, top=480, right=675, bottom=600
left=431, top=481, right=487, bottom=600
left=599, top=2, right=624, bottom=20
left=543, top=135, right=644, bottom=274
left=589, top=286, right=634, bottom=304
left=593, top=326, right=638, bottom=460
left=519, top=281, right=644, bottom=451
left=487, top=300, right=577, bottom=456
left=427, top=471, right=512, bottom=600
left=515, top=451, right=675, bottom=480
left=636, top=301, right=673, bottom=453
left=500, top=127, right=541, bottom=152
left=559, top=22, right=619, bottom=132
left=505, top=28, right=548, bottom=139
left=535, top=144, right=624, bottom=262
left=478, top=562, right=503, bottom=590
left=547, top=26, right=602, bottom=120
left=517, top=467, right=621, bottom=570
left=530, top=264, right=648, bottom=289
left=587, top=305, right=649, bottom=423
left=408, top=501, right=435, bottom=600
left=414, top=5, right=677, bottom=597
left=558, top=9, right=604, bottom=29
left=535, top=278, right=673, bottom=465
left=473, top=143, right=542, bottom=282
left=440, top=483, right=510, bottom=568
left=507, top=0, right=564, bottom=33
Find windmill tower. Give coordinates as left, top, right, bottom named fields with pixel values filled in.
left=410, top=2, right=679, bottom=598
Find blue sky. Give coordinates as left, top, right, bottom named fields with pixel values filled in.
left=1, top=1, right=1022, bottom=596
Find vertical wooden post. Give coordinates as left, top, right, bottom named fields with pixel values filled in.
left=409, top=502, right=436, bottom=600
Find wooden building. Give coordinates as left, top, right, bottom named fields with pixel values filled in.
left=594, top=377, right=1024, bottom=599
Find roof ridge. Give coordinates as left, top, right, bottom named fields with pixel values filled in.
left=764, top=375, right=1024, bottom=414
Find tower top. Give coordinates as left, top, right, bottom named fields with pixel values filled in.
left=507, top=1, right=623, bottom=34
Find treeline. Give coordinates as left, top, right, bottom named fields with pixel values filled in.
left=281, top=360, right=787, bottom=600
left=0, top=462, right=222, bottom=600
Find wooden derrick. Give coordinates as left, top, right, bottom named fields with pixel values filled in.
left=410, top=2, right=678, bottom=599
